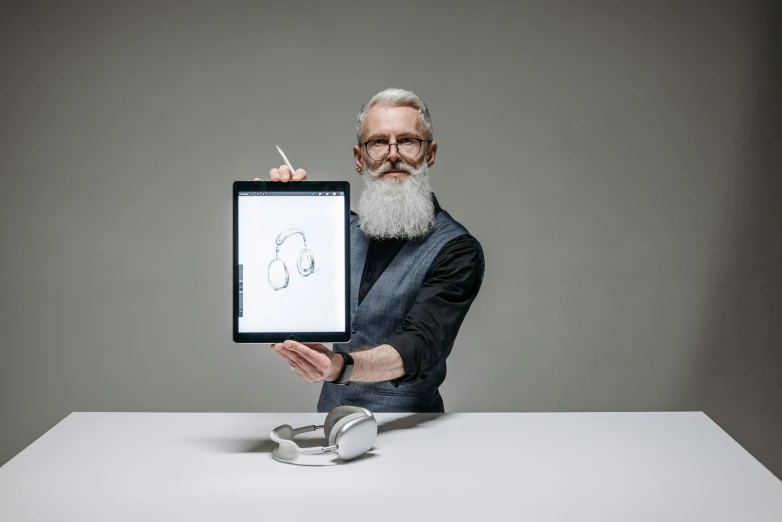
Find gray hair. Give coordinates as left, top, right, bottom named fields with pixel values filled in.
left=356, top=87, right=433, bottom=144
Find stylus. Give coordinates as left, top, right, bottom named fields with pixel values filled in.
left=276, top=145, right=297, bottom=177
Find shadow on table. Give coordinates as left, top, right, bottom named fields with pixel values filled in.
left=377, top=412, right=445, bottom=434
left=192, top=413, right=446, bottom=457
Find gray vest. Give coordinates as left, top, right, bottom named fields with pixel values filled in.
left=317, top=208, right=473, bottom=412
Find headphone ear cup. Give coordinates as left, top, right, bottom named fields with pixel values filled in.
left=328, top=412, right=364, bottom=448
left=268, top=258, right=289, bottom=290
left=324, top=406, right=369, bottom=442
left=270, top=425, right=299, bottom=462
left=297, top=249, right=315, bottom=276
left=273, top=425, right=294, bottom=440
left=273, top=442, right=298, bottom=462
left=332, top=413, right=377, bottom=461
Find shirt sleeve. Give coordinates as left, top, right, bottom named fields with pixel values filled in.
left=384, top=234, right=485, bottom=385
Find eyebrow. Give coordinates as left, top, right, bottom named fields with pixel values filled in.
left=364, top=132, right=422, bottom=141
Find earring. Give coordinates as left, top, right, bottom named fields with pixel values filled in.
left=356, top=167, right=362, bottom=173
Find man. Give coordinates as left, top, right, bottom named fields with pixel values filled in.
left=257, top=87, right=484, bottom=413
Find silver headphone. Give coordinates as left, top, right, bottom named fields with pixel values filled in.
left=267, top=228, right=315, bottom=291
left=269, top=406, right=377, bottom=463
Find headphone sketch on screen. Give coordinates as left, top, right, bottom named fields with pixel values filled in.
left=267, top=228, right=316, bottom=291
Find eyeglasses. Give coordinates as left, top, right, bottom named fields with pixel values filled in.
left=362, top=137, right=432, bottom=161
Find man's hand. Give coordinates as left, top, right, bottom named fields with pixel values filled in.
left=253, top=165, right=307, bottom=182
left=271, top=340, right=343, bottom=383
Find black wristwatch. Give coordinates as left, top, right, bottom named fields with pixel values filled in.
left=331, top=351, right=354, bottom=386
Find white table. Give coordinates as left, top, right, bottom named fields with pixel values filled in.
left=1, top=412, right=780, bottom=521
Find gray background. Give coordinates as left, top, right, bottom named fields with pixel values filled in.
left=1, top=0, right=780, bottom=478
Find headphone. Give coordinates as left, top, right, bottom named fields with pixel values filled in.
left=269, top=406, right=377, bottom=463
left=267, top=228, right=315, bottom=291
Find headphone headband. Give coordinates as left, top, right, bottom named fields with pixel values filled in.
left=275, top=228, right=308, bottom=248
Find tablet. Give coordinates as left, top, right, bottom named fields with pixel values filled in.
left=233, top=180, right=351, bottom=343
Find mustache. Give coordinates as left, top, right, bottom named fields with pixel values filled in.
left=369, top=160, right=415, bottom=177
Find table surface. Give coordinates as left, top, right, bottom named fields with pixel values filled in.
left=1, top=412, right=780, bottom=521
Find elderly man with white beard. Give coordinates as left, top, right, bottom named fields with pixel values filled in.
left=258, top=88, right=485, bottom=413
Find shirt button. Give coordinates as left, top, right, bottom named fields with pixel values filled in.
left=351, top=325, right=358, bottom=333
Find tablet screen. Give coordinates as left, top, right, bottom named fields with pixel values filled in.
left=235, top=186, right=349, bottom=341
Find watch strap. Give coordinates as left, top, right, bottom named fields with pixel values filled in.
left=332, top=351, right=354, bottom=385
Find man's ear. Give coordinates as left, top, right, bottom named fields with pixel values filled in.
left=353, top=144, right=363, bottom=174
left=426, top=141, right=438, bottom=168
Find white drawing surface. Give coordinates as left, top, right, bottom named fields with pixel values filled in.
left=238, top=195, right=346, bottom=333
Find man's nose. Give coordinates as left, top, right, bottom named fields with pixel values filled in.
left=387, top=142, right=401, bottom=162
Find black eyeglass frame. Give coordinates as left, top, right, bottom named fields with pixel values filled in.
left=361, top=137, right=433, bottom=161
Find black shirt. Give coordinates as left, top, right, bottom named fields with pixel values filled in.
left=356, top=194, right=484, bottom=385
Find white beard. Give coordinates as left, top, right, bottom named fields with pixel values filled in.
left=357, top=158, right=435, bottom=240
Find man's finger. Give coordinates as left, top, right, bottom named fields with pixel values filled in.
left=273, top=344, right=321, bottom=379
left=302, top=343, right=329, bottom=354
left=285, top=350, right=319, bottom=376
left=291, top=364, right=313, bottom=383
left=269, top=168, right=280, bottom=181
left=281, top=341, right=330, bottom=373
left=279, top=165, right=290, bottom=182
left=304, top=344, right=333, bottom=358
left=279, top=345, right=323, bottom=376
left=273, top=347, right=315, bottom=380
left=292, top=168, right=307, bottom=181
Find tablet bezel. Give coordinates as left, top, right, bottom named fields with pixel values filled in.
left=233, top=180, right=351, bottom=344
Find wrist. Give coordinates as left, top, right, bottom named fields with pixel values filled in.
left=327, top=352, right=346, bottom=382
